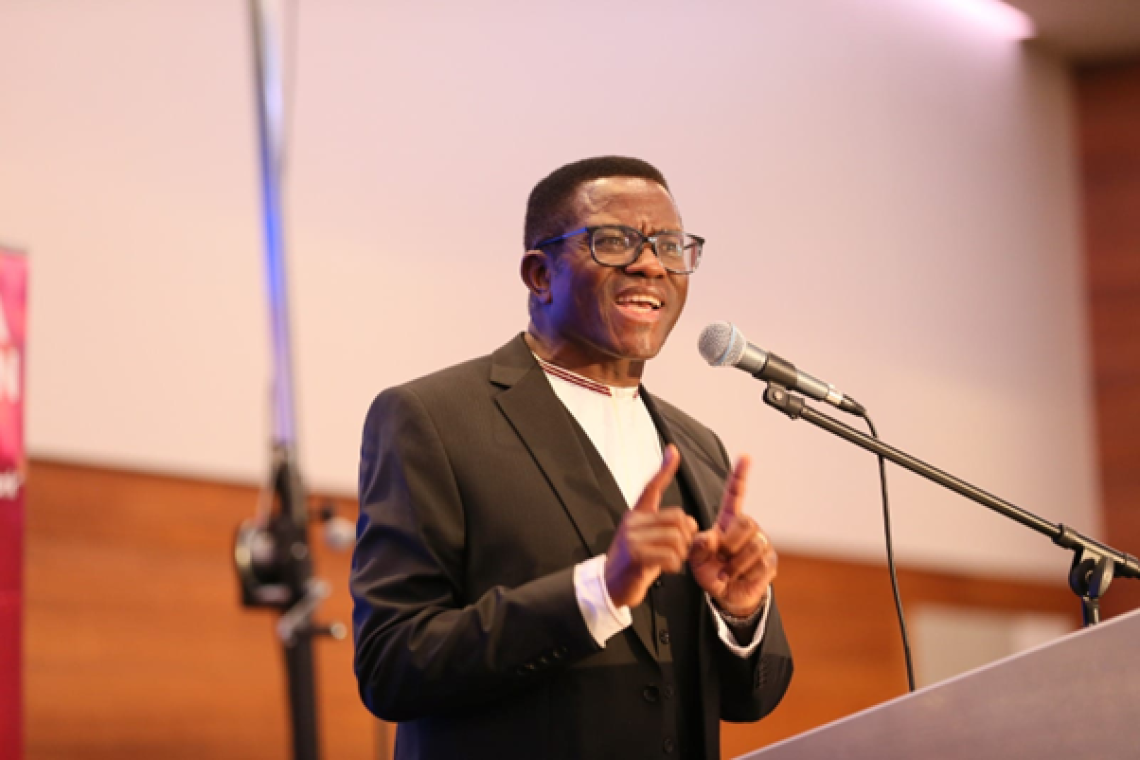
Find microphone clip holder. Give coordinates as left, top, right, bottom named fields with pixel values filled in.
left=1064, top=534, right=1116, bottom=626
left=759, top=383, right=1140, bottom=627
left=763, top=383, right=805, bottom=420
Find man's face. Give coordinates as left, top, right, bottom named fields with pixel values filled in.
left=542, top=176, right=689, bottom=368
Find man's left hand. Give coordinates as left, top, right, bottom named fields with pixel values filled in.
left=689, top=455, right=777, bottom=617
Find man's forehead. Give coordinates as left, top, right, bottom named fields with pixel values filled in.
left=578, top=175, right=670, bottom=197
left=574, top=176, right=679, bottom=218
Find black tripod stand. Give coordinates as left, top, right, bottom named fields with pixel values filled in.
left=231, top=2, right=345, bottom=758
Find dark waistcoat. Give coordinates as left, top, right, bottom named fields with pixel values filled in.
left=574, top=420, right=709, bottom=759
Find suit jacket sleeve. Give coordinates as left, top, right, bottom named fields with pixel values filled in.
left=351, top=385, right=600, bottom=723
left=671, top=416, right=794, bottom=723
left=716, top=593, right=794, bottom=722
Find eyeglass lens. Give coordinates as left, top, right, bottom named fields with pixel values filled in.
left=590, top=226, right=700, bottom=273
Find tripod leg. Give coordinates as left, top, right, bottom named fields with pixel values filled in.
left=284, top=635, right=319, bottom=760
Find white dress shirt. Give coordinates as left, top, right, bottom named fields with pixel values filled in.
left=535, top=357, right=769, bottom=657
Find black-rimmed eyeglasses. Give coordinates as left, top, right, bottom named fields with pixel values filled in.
left=533, top=225, right=704, bottom=275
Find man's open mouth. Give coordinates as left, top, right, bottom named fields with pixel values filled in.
left=615, top=294, right=663, bottom=312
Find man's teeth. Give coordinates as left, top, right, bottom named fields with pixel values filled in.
left=618, top=295, right=662, bottom=310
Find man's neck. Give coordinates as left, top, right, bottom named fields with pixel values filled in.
left=523, top=329, right=645, bottom=388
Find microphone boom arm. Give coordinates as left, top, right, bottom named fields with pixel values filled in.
left=760, top=383, right=1139, bottom=626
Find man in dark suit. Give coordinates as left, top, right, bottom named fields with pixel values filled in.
left=352, top=156, right=793, bottom=759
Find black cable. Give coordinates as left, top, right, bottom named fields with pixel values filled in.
left=862, top=413, right=916, bottom=693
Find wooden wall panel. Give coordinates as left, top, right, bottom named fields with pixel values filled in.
left=1078, top=58, right=1140, bottom=619
left=23, top=460, right=371, bottom=760
left=24, top=459, right=1079, bottom=759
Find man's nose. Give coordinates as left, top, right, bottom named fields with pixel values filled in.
left=624, top=241, right=667, bottom=276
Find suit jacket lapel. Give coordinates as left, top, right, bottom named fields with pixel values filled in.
left=642, top=391, right=720, bottom=531
left=490, top=336, right=620, bottom=558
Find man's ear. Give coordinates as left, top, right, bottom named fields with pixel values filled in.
left=520, top=249, right=554, bottom=305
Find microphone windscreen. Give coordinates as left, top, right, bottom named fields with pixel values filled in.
left=698, top=322, right=746, bottom=367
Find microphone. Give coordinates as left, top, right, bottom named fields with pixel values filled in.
left=698, top=322, right=866, bottom=416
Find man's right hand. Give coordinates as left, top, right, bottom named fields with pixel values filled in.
left=605, top=445, right=698, bottom=609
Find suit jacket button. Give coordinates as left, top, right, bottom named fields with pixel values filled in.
left=664, top=685, right=675, bottom=699
left=658, top=629, right=671, bottom=645
left=663, top=738, right=676, bottom=753
left=642, top=685, right=660, bottom=703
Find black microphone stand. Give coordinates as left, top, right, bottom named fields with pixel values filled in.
left=231, top=3, right=344, bottom=760
left=761, top=384, right=1140, bottom=626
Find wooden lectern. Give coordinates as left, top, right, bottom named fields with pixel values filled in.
left=737, top=608, right=1140, bottom=759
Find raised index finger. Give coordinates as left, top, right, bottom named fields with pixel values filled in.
left=717, top=454, right=752, bottom=527
left=633, top=444, right=682, bottom=514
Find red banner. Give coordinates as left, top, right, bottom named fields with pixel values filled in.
left=0, top=247, right=27, bottom=760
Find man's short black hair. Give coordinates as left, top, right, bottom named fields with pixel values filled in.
left=524, top=156, right=670, bottom=250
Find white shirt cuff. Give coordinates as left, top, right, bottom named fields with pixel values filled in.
left=706, top=586, right=772, bottom=658
left=573, top=554, right=632, bottom=647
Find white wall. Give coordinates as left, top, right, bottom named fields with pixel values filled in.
left=0, top=0, right=1099, bottom=580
